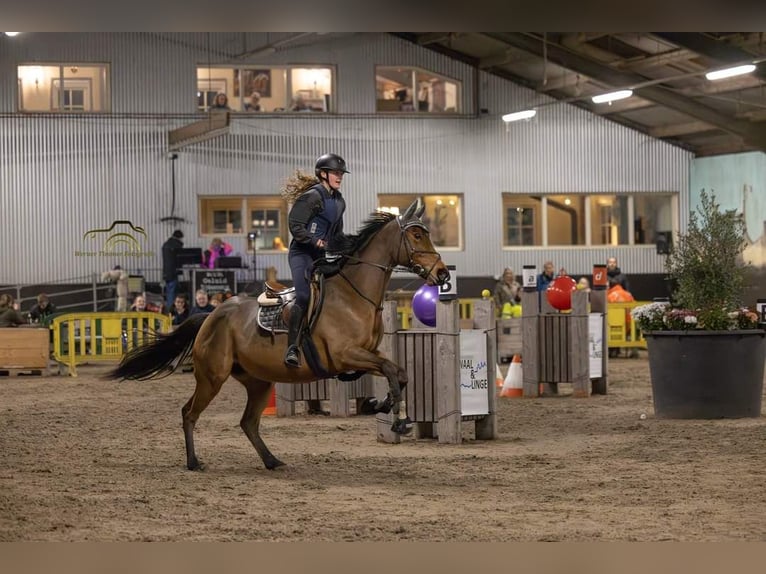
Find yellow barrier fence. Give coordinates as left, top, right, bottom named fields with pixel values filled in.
left=606, top=301, right=649, bottom=350
left=51, top=312, right=172, bottom=376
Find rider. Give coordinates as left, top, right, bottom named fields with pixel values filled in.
left=284, top=153, right=349, bottom=367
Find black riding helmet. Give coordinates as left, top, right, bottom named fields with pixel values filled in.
left=314, top=153, right=350, bottom=178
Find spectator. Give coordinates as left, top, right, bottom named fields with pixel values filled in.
left=0, top=294, right=25, bottom=327
left=223, top=288, right=234, bottom=300
left=290, top=94, right=310, bottom=112
left=130, top=294, right=147, bottom=312
left=577, top=277, right=591, bottom=293
left=101, top=265, right=129, bottom=311
left=28, top=293, right=57, bottom=324
left=244, top=91, right=262, bottom=112
left=537, top=261, right=557, bottom=292
left=606, top=256, right=630, bottom=292
left=493, top=267, right=521, bottom=317
left=162, top=230, right=184, bottom=310
left=170, top=294, right=190, bottom=326
left=191, top=290, right=215, bottom=315
left=204, top=237, right=233, bottom=269
left=210, top=293, right=224, bottom=308
left=209, top=92, right=231, bottom=111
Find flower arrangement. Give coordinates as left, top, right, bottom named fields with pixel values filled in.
left=631, top=189, right=760, bottom=333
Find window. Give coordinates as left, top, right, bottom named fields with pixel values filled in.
left=378, top=194, right=463, bottom=249
left=590, top=195, right=629, bottom=246
left=199, top=196, right=288, bottom=251
left=375, top=66, right=461, bottom=113
left=503, top=193, right=676, bottom=247
left=196, top=66, right=334, bottom=113
left=17, top=64, right=110, bottom=112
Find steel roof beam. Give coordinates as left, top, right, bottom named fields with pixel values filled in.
left=481, top=32, right=766, bottom=152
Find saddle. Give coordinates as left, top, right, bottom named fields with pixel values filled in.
left=255, top=281, right=297, bottom=333
left=255, top=257, right=364, bottom=381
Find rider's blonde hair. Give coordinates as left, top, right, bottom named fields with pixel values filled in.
left=280, top=170, right=318, bottom=204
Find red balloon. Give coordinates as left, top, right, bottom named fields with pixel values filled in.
left=546, top=276, right=577, bottom=311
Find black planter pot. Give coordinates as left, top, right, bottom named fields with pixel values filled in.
left=645, top=330, right=765, bottom=419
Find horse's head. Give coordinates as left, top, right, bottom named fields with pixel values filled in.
left=396, top=198, right=451, bottom=286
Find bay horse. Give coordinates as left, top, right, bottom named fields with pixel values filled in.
left=107, top=199, right=450, bottom=471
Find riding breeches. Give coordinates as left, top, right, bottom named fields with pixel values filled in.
left=288, top=249, right=316, bottom=311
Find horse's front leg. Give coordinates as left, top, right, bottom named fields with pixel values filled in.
left=340, top=347, right=412, bottom=435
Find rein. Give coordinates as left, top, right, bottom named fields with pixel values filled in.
left=333, top=219, right=443, bottom=311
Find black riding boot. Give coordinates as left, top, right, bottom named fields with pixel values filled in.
left=284, top=306, right=304, bottom=367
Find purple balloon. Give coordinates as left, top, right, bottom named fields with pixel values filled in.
left=412, top=284, right=438, bottom=327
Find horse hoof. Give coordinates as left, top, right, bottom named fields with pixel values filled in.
left=187, top=460, right=206, bottom=471
left=265, top=458, right=286, bottom=470
left=391, top=417, right=413, bottom=435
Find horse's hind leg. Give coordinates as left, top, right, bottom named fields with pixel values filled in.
left=236, top=378, right=285, bottom=470
left=182, top=366, right=229, bottom=471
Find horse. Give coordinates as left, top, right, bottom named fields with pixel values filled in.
left=106, top=198, right=450, bottom=471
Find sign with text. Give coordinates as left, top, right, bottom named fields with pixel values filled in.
left=459, top=330, right=490, bottom=416
left=522, top=265, right=537, bottom=291
left=192, top=269, right=236, bottom=296
left=588, top=313, right=604, bottom=379
left=438, top=265, right=458, bottom=300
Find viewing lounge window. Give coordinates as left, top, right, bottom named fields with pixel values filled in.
left=199, top=196, right=288, bottom=251
left=196, top=66, right=334, bottom=113
left=17, top=64, right=110, bottom=112
left=502, top=193, right=676, bottom=247
left=378, top=194, right=463, bottom=249
left=375, top=66, right=461, bottom=113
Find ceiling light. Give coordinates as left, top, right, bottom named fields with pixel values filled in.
left=591, top=90, right=633, bottom=104
left=705, top=64, right=756, bottom=81
left=4, top=32, right=21, bottom=37
left=502, top=109, right=537, bottom=122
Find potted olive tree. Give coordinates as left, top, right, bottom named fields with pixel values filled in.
left=631, top=190, right=765, bottom=419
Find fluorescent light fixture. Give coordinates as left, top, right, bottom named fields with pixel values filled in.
left=4, top=32, right=20, bottom=36
left=591, top=90, right=633, bottom=104
left=502, top=109, right=537, bottom=122
left=705, top=64, right=756, bottom=81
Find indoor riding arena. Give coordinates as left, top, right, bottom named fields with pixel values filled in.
left=1, top=31, right=765, bottom=543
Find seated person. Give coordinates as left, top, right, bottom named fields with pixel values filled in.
left=170, top=294, right=190, bottom=326
left=244, top=91, right=262, bottom=111
left=28, top=293, right=57, bottom=324
left=290, top=95, right=311, bottom=112
left=0, top=294, right=25, bottom=327
left=210, top=293, right=224, bottom=308
left=204, top=237, right=234, bottom=268
left=191, top=290, right=216, bottom=315
left=130, top=294, right=147, bottom=312
left=209, top=92, right=231, bottom=111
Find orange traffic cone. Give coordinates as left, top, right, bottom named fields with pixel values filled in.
left=495, top=364, right=505, bottom=389
left=500, top=355, right=523, bottom=397
left=263, top=385, right=277, bottom=416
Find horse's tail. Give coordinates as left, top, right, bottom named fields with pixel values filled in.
left=106, top=313, right=209, bottom=381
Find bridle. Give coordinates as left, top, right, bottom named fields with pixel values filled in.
left=334, top=215, right=443, bottom=310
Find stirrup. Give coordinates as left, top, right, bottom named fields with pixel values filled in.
left=284, top=345, right=301, bottom=367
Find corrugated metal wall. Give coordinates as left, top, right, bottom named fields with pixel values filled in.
left=0, top=32, right=692, bottom=286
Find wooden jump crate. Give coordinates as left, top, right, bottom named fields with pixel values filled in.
left=0, top=328, right=51, bottom=377
left=375, top=298, right=498, bottom=445
left=275, top=375, right=376, bottom=417
left=520, top=274, right=608, bottom=398
left=496, top=317, right=522, bottom=362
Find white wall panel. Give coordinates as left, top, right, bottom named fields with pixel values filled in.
left=0, top=33, right=691, bottom=286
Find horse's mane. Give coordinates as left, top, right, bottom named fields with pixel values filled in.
left=328, top=211, right=396, bottom=256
